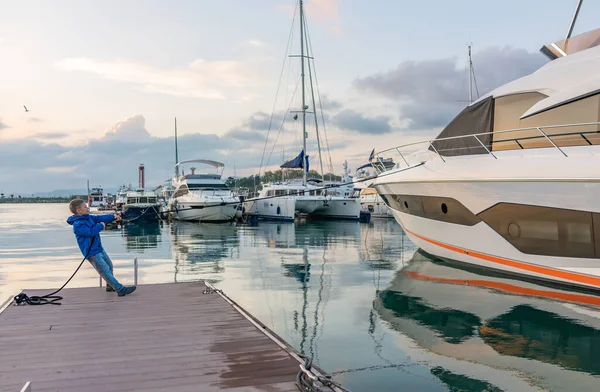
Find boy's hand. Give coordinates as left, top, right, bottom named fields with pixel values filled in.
left=101, top=222, right=106, bottom=230
left=114, top=214, right=122, bottom=222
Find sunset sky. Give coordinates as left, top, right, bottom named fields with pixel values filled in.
left=1, top=0, right=597, bottom=194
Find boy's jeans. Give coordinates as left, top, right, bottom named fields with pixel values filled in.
left=88, top=251, right=125, bottom=292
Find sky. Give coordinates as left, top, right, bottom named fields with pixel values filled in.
left=1, top=0, right=598, bottom=194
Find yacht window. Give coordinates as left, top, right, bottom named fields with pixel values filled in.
left=139, top=197, right=148, bottom=203
left=493, top=92, right=600, bottom=151
left=309, top=190, right=315, bottom=196
left=188, top=183, right=229, bottom=190
left=127, top=198, right=137, bottom=204
left=148, top=197, right=157, bottom=203
left=479, top=203, right=596, bottom=258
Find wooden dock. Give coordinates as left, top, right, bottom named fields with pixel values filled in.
left=0, top=282, right=333, bottom=392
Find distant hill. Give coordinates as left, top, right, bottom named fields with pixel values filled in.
left=30, top=188, right=120, bottom=198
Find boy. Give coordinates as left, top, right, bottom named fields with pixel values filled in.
left=67, top=199, right=136, bottom=297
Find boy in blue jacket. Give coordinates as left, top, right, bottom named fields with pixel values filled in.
left=67, top=199, right=136, bottom=296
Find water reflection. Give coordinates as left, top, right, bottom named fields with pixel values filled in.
left=170, top=221, right=238, bottom=281
left=121, top=222, right=162, bottom=252
left=375, top=250, right=600, bottom=388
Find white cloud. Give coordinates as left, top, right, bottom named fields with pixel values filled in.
left=307, top=0, right=342, bottom=35
left=103, top=114, right=151, bottom=140
left=56, top=57, right=262, bottom=100
left=278, top=0, right=342, bottom=35
left=247, top=40, right=266, bottom=47
left=44, top=166, right=77, bottom=173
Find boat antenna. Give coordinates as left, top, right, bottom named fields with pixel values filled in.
left=467, top=43, right=480, bottom=103
left=566, top=0, right=583, bottom=40
left=300, top=0, right=307, bottom=186
left=174, top=117, right=179, bottom=177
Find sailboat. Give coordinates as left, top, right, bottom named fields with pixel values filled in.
left=244, top=0, right=360, bottom=221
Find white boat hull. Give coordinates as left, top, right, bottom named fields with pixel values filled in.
left=169, top=198, right=238, bottom=222
left=244, top=197, right=296, bottom=221
left=311, top=197, right=361, bottom=220
left=374, top=147, right=600, bottom=291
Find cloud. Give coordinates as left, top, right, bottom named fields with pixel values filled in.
left=0, top=119, right=9, bottom=129
left=319, top=95, right=342, bottom=110
left=0, top=115, right=274, bottom=193
left=354, top=46, right=547, bottom=130
left=102, top=114, right=151, bottom=141
left=247, top=39, right=266, bottom=47
left=332, top=109, right=392, bottom=134
left=28, top=117, right=42, bottom=122
left=223, top=129, right=265, bottom=142
left=44, top=166, right=77, bottom=174
left=307, top=0, right=342, bottom=35
left=56, top=57, right=261, bottom=100
left=224, top=111, right=288, bottom=141
left=31, top=132, right=69, bottom=139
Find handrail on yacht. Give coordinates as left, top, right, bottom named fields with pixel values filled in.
left=372, top=121, right=600, bottom=174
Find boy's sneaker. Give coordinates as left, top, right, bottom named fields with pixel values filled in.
left=118, top=286, right=137, bottom=297
left=105, top=286, right=115, bottom=292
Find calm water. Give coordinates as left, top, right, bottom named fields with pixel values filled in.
left=2, top=204, right=600, bottom=391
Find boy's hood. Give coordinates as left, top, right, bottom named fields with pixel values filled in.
left=66, top=214, right=90, bottom=225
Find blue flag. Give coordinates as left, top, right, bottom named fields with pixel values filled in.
left=281, top=150, right=306, bottom=169
left=368, top=148, right=375, bottom=161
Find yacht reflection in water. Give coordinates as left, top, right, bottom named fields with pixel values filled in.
left=121, top=221, right=162, bottom=252
left=254, top=221, right=361, bottom=360
left=374, top=250, right=600, bottom=389
left=169, top=221, right=238, bottom=282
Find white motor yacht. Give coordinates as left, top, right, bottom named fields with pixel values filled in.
left=168, top=160, right=240, bottom=222
left=372, top=11, right=600, bottom=291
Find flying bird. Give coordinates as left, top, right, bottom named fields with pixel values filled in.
left=23, top=105, right=29, bottom=112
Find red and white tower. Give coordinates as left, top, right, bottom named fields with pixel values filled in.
left=139, top=164, right=145, bottom=189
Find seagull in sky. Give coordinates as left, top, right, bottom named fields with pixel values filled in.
left=23, top=105, right=29, bottom=112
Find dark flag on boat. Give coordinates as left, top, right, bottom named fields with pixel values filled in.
left=280, top=150, right=309, bottom=171
left=368, top=148, right=375, bottom=161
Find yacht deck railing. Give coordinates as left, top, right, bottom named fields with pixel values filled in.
left=372, top=121, right=600, bottom=175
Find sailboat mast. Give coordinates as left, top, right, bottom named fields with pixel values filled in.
left=300, top=0, right=307, bottom=186
left=174, top=117, right=179, bottom=177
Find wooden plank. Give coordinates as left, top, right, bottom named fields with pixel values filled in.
left=0, top=282, right=309, bottom=392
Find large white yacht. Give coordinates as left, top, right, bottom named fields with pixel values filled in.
left=372, top=11, right=600, bottom=291
left=168, top=160, right=240, bottom=222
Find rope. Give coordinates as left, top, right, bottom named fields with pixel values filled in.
left=296, top=355, right=352, bottom=392
left=120, top=205, right=161, bottom=224
left=13, top=237, right=96, bottom=306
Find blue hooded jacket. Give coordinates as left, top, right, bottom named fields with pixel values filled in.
left=66, top=214, right=115, bottom=258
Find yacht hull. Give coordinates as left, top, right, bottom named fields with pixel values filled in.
left=243, top=197, right=296, bottom=221
left=311, top=197, right=361, bottom=220
left=373, top=148, right=600, bottom=291
left=170, top=200, right=238, bottom=222
left=122, top=205, right=161, bottom=222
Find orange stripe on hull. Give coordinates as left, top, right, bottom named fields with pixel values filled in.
left=404, top=228, right=600, bottom=288
left=403, top=271, right=600, bottom=307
